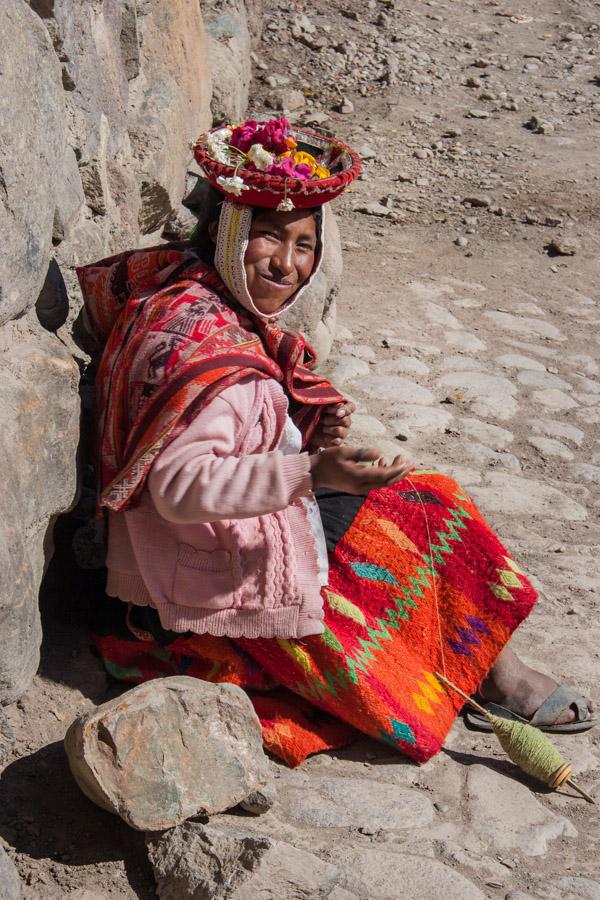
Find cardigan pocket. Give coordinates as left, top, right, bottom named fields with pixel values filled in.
left=173, top=543, right=235, bottom=609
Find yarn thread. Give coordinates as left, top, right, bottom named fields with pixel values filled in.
left=435, top=672, right=595, bottom=803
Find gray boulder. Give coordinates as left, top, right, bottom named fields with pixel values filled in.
left=0, top=323, right=80, bottom=704
left=146, top=820, right=346, bottom=900
left=128, top=0, right=212, bottom=233
left=203, top=0, right=252, bottom=125
left=0, top=845, right=21, bottom=900
left=0, top=1, right=68, bottom=325
left=146, top=818, right=486, bottom=900
left=64, top=676, right=273, bottom=831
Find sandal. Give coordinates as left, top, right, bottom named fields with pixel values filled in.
left=465, top=684, right=598, bottom=734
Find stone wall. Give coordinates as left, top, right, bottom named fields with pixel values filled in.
left=0, top=0, right=342, bottom=706
left=0, top=0, right=212, bottom=705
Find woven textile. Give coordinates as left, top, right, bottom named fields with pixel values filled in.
left=76, top=250, right=344, bottom=511
left=94, top=471, right=537, bottom=766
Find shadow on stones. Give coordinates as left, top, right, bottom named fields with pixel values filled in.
left=38, top=509, right=112, bottom=705
left=323, top=735, right=415, bottom=767
left=442, top=746, right=556, bottom=797
left=35, top=258, right=70, bottom=332
left=0, top=741, right=156, bottom=897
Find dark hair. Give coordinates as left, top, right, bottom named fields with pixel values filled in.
left=187, top=185, right=223, bottom=265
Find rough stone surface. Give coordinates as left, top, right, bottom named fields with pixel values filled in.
left=147, top=821, right=485, bottom=900
left=361, top=374, right=434, bottom=405
left=535, top=876, right=600, bottom=899
left=438, top=371, right=518, bottom=421
left=0, top=325, right=79, bottom=703
left=529, top=436, right=574, bottom=461
left=0, top=846, right=21, bottom=900
left=340, top=848, right=485, bottom=900
left=531, top=388, right=579, bottom=411
left=0, top=708, right=16, bottom=767
left=275, top=775, right=434, bottom=830
left=64, top=676, right=271, bottom=831
left=0, top=0, right=216, bottom=709
left=483, top=311, right=565, bottom=341
left=0, top=1, right=68, bottom=325
left=460, top=417, right=514, bottom=449
left=390, top=404, right=454, bottom=437
left=466, top=765, right=577, bottom=856
left=469, top=472, right=587, bottom=521
left=147, top=821, right=347, bottom=899
left=202, top=0, right=255, bottom=124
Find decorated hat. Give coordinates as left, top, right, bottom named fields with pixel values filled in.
left=194, top=116, right=361, bottom=211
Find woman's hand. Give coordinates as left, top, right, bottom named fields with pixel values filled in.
left=309, top=446, right=413, bottom=495
left=311, top=402, right=356, bottom=449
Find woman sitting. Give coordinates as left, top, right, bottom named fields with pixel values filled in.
left=77, top=118, right=595, bottom=767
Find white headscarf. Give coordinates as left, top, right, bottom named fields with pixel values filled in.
left=214, top=200, right=325, bottom=321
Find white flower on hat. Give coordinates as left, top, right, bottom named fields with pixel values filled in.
left=206, top=132, right=232, bottom=164
left=212, top=127, right=233, bottom=142
left=276, top=197, right=295, bottom=212
left=217, top=174, right=250, bottom=196
left=247, top=143, right=275, bottom=171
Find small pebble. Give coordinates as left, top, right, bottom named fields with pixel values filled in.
left=463, top=195, right=492, bottom=208
left=548, top=237, right=578, bottom=256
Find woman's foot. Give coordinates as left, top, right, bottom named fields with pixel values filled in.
left=480, top=646, right=594, bottom=725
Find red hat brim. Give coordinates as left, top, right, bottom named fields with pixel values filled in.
left=194, top=127, right=361, bottom=209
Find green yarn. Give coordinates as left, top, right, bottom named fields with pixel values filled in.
left=490, top=715, right=565, bottom=783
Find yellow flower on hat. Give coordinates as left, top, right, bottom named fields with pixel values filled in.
left=293, top=151, right=318, bottom=174
left=314, top=164, right=330, bottom=179
left=285, top=135, right=298, bottom=151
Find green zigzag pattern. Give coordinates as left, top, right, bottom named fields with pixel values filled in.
left=297, top=497, right=474, bottom=703
left=421, top=503, right=472, bottom=572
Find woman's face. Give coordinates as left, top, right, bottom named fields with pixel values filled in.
left=243, top=208, right=317, bottom=316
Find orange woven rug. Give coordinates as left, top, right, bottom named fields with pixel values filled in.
left=94, top=472, right=537, bottom=766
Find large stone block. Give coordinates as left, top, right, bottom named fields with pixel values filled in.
left=0, top=324, right=80, bottom=704
left=202, top=0, right=252, bottom=124
left=129, top=0, right=212, bottom=233
left=0, top=1, right=67, bottom=325
left=0, top=845, right=22, bottom=900
left=146, top=820, right=345, bottom=900
left=146, top=819, right=487, bottom=900
left=65, top=676, right=272, bottom=831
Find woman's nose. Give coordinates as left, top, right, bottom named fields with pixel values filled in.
left=271, top=241, right=295, bottom=276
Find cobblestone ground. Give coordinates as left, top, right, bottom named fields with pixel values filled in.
left=2, top=0, right=599, bottom=896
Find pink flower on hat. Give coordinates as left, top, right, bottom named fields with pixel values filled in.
left=229, top=120, right=258, bottom=153
left=294, top=163, right=313, bottom=180
left=254, top=117, right=292, bottom=155
left=265, top=155, right=299, bottom=178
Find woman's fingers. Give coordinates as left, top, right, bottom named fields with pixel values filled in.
left=322, top=413, right=352, bottom=429
left=322, top=424, right=350, bottom=439
left=341, top=446, right=381, bottom=464
left=333, top=401, right=356, bottom=418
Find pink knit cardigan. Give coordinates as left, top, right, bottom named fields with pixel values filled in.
left=105, top=375, right=324, bottom=639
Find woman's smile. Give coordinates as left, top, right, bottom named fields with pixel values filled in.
left=257, top=272, right=297, bottom=289
left=243, top=207, right=317, bottom=315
